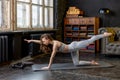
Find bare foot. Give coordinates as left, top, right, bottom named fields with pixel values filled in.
left=41, top=66, right=50, bottom=70
left=104, top=32, right=112, bottom=37
left=91, top=60, right=99, bottom=65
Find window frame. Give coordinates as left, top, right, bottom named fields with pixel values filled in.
left=16, top=0, right=54, bottom=30
left=0, top=0, right=55, bottom=31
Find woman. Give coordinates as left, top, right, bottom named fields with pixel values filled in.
left=24, top=32, right=112, bottom=70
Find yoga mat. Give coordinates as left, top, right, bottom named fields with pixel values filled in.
left=32, top=61, right=114, bottom=71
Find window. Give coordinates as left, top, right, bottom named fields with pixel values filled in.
left=0, top=0, right=54, bottom=31
left=17, top=3, right=30, bottom=28
left=0, top=0, right=10, bottom=30
left=44, top=0, right=53, bottom=28
left=17, top=0, right=54, bottom=29
left=0, top=1, right=2, bottom=26
left=32, top=4, right=43, bottom=28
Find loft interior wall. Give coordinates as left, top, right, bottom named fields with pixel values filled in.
left=67, top=0, right=120, bottom=27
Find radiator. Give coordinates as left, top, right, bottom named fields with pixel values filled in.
left=0, top=36, right=8, bottom=62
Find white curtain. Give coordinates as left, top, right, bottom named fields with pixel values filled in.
left=1, top=0, right=10, bottom=28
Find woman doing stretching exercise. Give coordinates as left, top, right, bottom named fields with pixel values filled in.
left=24, top=32, right=112, bottom=70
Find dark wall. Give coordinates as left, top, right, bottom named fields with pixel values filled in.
left=0, top=30, right=57, bottom=62
left=54, top=0, right=67, bottom=41
left=67, top=0, right=120, bottom=27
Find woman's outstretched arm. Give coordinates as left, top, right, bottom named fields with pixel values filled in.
left=41, top=42, right=58, bottom=70
left=24, top=39, right=41, bottom=44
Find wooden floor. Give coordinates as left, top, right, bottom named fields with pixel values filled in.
left=0, top=54, right=120, bottom=80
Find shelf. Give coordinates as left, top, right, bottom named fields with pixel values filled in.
left=87, top=30, right=94, bottom=32
left=79, top=50, right=95, bottom=53
left=66, top=30, right=80, bottom=32
left=64, top=17, right=99, bottom=53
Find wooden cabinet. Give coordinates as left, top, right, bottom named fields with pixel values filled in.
left=64, top=17, right=99, bottom=53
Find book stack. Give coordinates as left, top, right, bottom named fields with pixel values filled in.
left=65, top=38, right=72, bottom=43
left=79, top=33, right=87, bottom=37
left=87, top=32, right=94, bottom=37
left=88, top=27, right=94, bottom=30
left=87, top=44, right=95, bottom=50
left=73, top=27, right=79, bottom=31
left=73, top=32, right=79, bottom=37
left=66, top=6, right=84, bottom=17
left=66, top=33, right=72, bottom=36
left=80, top=48, right=87, bottom=50
left=80, top=26, right=87, bottom=31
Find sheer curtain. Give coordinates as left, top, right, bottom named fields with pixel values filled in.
left=0, top=0, right=10, bottom=29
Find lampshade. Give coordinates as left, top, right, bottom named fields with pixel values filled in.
left=99, top=8, right=110, bottom=14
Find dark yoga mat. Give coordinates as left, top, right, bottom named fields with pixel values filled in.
left=32, top=61, right=114, bottom=71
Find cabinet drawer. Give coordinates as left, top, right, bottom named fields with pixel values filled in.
left=79, top=18, right=86, bottom=24
left=86, top=18, right=95, bottom=24
left=65, top=18, right=79, bottom=24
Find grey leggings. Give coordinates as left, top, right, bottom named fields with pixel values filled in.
left=69, top=34, right=105, bottom=66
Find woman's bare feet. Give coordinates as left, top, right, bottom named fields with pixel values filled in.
left=103, top=32, right=112, bottom=37
left=91, top=60, right=99, bottom=65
